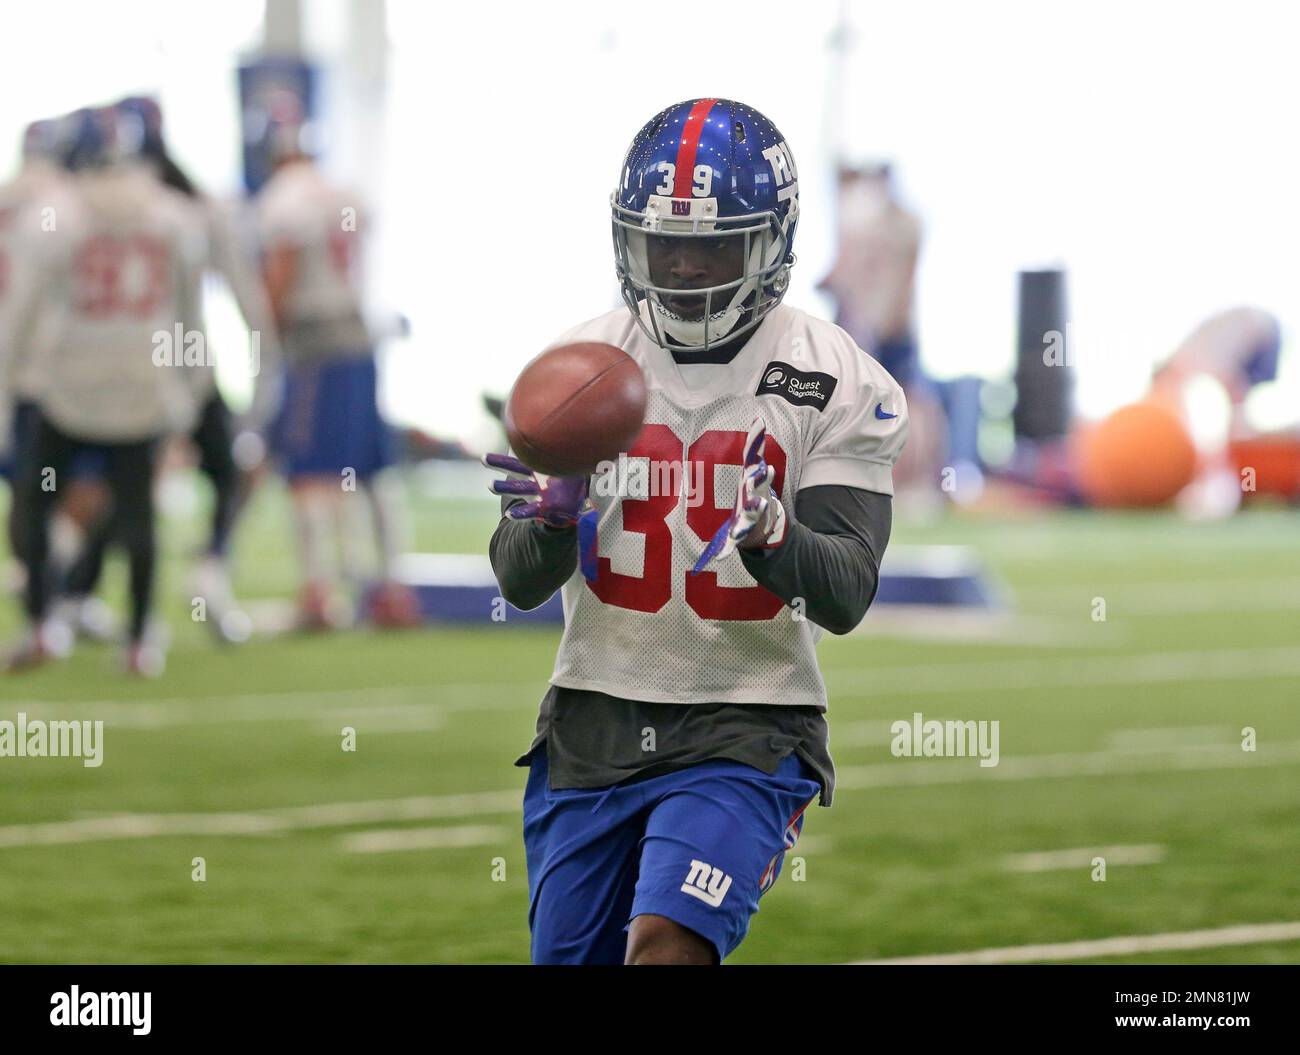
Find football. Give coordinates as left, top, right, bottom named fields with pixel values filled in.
left=504, top=341, right=647, bottom=476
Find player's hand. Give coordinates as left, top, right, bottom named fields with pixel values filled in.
left=483, top=453, right=589, bottom=527
left=483, top=453, right=600, bottom=581
left=690, top=417, right=786, bottom=575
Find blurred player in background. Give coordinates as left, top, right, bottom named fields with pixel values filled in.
left=1153, top=306, right=1281, bottom=423
left=1, top=106, right=206, bottom=674
left=1, top=120, right=68, bottom=586
left=487, top=99, right=908, bottom=964
left=255, top=108, right=418, bottom=630
left=0, top=117, right=113, bottom=623
left=1152, top=305, right=1284, bottom=517
left=817, top=164, right=945, bottom=508
left=818, top=165, right=919, bottom=380
left=61, top=96, right=282, bottom=645
left=1, top=116, right=117, bottom=640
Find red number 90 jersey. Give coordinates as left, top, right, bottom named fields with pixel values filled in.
left=545, top=301, right=909, bottom=709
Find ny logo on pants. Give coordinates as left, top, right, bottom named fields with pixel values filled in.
left=680, top=859, right=733, bottom=908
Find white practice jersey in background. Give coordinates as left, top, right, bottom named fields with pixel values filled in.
left=546, top=302, right=909, bottom=708
left=256, top=159, right=370, bottom=362
left=0, top=162, right=72, bottom=406
left=5, top=163, right=206, bottom=443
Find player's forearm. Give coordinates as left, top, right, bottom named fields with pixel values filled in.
left=739, top=523, right=874, bottom=634
left=488, top=498, right=578, bottom=610
left=261, top=244, right=299, bottom=330
left=739, top=485, right=892, bottom=635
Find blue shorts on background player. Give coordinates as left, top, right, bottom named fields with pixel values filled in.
left=1243, top=318, right=1281, bottom=387
left=523, top=747, right=821, bottom=964
left=270, top=353, right=395, bottom=480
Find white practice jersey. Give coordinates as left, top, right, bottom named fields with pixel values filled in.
left=4, top=164, right=207, bottom=442
left=256, top=159, right=370, bottom=362
left=546, top=302, right=909, bottom=708
left=0, top=162, right=71, bottom=405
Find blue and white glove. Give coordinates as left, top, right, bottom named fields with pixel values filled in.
left=483, top=453, right=600, bottom=582
left=691, top=418, right=786, bottom=575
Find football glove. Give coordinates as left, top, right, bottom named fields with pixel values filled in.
left=483, top=453, right=599, bottom=582
left=690, top=417, right=786, bottom=575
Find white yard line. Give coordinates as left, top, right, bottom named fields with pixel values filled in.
left=1002, top=844, right=1165, bottom=873
left=788, top=834, right=833, bottom=855
left=835, top=740, right=1300, bottom=790
left=1, top=730, right=1297, bottom=848
left=3, top=685, right=540, bottom=728
left=2, top=700, right=452, bottom=732
left=5, top=740, right=1295, bottom=848
left=0, top=789, right=523, bottom=848
left=4, top=682, right=539, bottom=711
left=1015, top=577, right=1300, bottom=614
left=831, top=720, right=897, bottom=747
left=825, top=644, right=1300, bottom=696
left=852, top=608, right=1123, bottom=648
left=851, top=921, right=1300, bottom=965
left=840, top=724, right=1241, bottom=756
left=1106, top=726, right=1236, bottom=750
left=312, top=706, right=446, bottom=733
left=8, top=644, right=1300, bottom=727
left=340, top=825, right=508, bottom=853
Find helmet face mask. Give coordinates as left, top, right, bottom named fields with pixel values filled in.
left=611, top=99, right=799, bottom=353
left=612, top=202, right=793, bottom=351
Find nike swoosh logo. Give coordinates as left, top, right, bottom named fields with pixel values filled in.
left=875, top=403, right=898, bottom=420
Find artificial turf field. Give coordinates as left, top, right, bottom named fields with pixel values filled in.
left=0, top=476, right=1297, bottom=964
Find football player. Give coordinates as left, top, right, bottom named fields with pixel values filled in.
left=256, top=110, right=418, bottom=630
left=1, top=120, right=68, bottom=583
left=61, top=97, right=281, bottom=645
left=486, top=99, right=909, bottom=964
left=1153, top=306, right=1282, bottom=415
left=817, top=163, right=946, bottom=507
left=1, top=106, right=206, bottom=674
left=0, top=116, right=120, bottom=644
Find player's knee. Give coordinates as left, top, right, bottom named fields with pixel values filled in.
left=625, top=914, right=717, bottom=965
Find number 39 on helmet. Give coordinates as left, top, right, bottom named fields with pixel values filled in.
left=611, top=98, right=800, bottom=352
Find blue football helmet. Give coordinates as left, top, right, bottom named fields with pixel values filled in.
left=62, top=108, right=115, bottom=171
left=612, top=98, right=800, bottom=351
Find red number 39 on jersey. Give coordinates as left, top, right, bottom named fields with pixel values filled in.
left=585, top=424, right=788, bottom=621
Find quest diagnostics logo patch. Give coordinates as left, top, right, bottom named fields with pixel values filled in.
left=755, top=361, right=838, bottom=410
